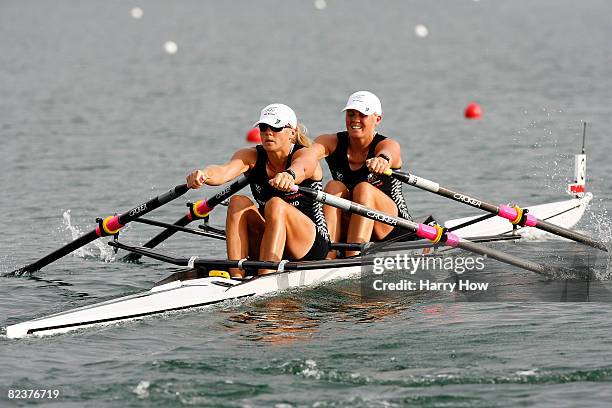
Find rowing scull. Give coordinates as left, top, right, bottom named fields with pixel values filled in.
left=5, top=258, right=368, bottom=339
left=4, top=190, right=592, bottom=339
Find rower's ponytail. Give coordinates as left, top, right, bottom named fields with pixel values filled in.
left=294, top=122, right=312, bottom=147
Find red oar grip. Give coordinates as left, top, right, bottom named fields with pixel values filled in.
left=96, top=215, right=124, bottom=236
left=188, top=200, right=212, bottom=221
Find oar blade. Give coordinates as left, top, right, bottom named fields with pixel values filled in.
left=5, top=230, right=101, bottom=277
left=6, top=183, right=190, bottom=276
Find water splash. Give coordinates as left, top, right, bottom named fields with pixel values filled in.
left=133, top=380, right=150, bottom=399
left=587, top=200, right=612, bottom=242
left=513, top=110, right=578, bottom=195
left=584, top=200, right=612, bottom=278
left=62, top=210, right=115, bottom=262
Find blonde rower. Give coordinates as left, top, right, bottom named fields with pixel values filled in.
left=186, top=104, right=329, bottom=277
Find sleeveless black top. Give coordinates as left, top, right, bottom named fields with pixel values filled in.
left=249, top=144, right=330, bottom=241
left=325, top=131, right=412, bottom=220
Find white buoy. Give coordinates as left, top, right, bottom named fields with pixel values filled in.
left=414, top=24, right=429, bottom=38
left=164, top=41, right=178, bottom=55
left=314, top=0, right=327, bottom=10
left=130, top=7, right=143, bottom=19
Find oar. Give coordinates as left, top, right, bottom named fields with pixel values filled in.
left=121, top=174, right=249, bottom=262
left=109, top=241, right=370, bottom=271
left=384, top=169, right=608, bottom=252
left=6, top=184, right=190, bottom=277
left=294, top=186, right=556, bottom=275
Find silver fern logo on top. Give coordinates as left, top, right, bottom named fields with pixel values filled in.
left=350, top=95, right=369, bottom=112
left=342, top=91, right=382, bottom=115
left=254, top=103, right=297, bottom=128
left=262, top=108, right=280, bottom=121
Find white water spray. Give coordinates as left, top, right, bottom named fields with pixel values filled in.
left=62, top=210, right=115, bottom=262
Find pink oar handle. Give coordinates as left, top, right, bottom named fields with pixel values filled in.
left=498, top=205, right=538, bottom=226
left=416, top=224, right=460, bottom=247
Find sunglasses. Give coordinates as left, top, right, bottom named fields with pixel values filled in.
left=258, top=123, right=290, bottom=133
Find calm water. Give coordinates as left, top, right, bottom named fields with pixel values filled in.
left=2, top=0, right=612, bottom=406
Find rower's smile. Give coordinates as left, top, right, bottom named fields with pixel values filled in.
left=345, top=109, right=380, bottom=137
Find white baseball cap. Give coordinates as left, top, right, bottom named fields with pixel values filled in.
left=253, top=103, right=297, bottom=129
left=342, top=91, right=382, bottom=115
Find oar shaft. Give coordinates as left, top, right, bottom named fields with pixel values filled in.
left=10, top=230, right=100, bottom=276
left=456, top=240, right=549, bottom=275
left=114, top=184, right=190, bottom=227
left=8, top=184, right=189, bottom=276
left=122, top=174, right=249, bottom=262
left=297, top=187, right=553, bottom=275
left=187, top=174, right=249, bottom=220
left=389, top=170, right=497, bottom=212
left=534, top=218, right=608, bottom=251
left=388, top=169, right=607, bottom=252
left=109, top=241, right=369, bottom=270
left=127, top=215, right=191, bottom=253
left=192, top=258, right=369, bottom=271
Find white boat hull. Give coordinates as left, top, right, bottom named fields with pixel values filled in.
left=5, top=266, right=363, bottom=339
left=5, top=193, right=593, bottom=339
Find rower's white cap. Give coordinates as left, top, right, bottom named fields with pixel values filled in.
left=253, top=103, right=297, bottom=129
left=342, top=91, right=382, bottom=115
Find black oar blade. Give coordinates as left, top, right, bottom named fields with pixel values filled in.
left=5, top=230, right=100, bottom=277
left=5, top=183, right=190, bottom=277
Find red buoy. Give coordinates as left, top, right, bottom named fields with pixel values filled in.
left=246, top=127, right=261, bottom=143
left=464, top=102, right=482, bottom=119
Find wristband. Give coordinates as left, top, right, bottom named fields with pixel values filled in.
left=377, top=153, right=391, bottom=163
left=284, top=169, right=296, bottom=180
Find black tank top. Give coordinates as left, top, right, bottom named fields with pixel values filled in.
left=325, top=131, right=412, bottom=220
left=249, top=144, right=330, bottom=240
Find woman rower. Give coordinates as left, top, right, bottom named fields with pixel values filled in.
left=186, top=103, right=329, bottom=277
left=286, top=91, right=412, bottom=257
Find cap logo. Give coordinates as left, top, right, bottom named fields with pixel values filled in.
left=274, top=119, right=281, bottom=124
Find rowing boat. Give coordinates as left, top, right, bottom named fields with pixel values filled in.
left=5, top=189, right=591, bottom=339
left=5, top=260, right=366, bottom=339
left=5, top=138, right=601, bottom=338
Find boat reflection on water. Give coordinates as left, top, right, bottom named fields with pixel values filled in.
left=220, top=283, right=430, bottom=344
left=222, top=297, right=320, bottom=344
